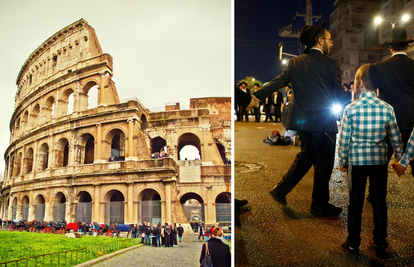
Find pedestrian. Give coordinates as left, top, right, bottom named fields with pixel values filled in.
left=155, top=223, right=161, bottom=247
left=177, top=224, right=184, bottom=243
left=253, top=83, right=262, bottom=122
left=161, top=224, right=165, bottom=246
left=205, top=225, right=210, bottom=242
left=237, top=81, right=250, bottom=122
left=131, top=224, right=137, bottom=239
left=254, top=20, right=343, bottom=216
left=199, top=227, right=231, bottom=267
left=198, top=223, right=204, bottom=240
left=145, top=223, right=152, bottom=245
left=171, top=223, right=178, bottom=247
left=338, top=64, right=403, bottom=260
left=164, top=223, right=171, bottom=247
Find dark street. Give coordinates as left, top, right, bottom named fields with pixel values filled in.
left=235, top=120, right=414, bottom=266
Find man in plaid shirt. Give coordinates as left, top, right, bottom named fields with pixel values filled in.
left=338, top=64, right=404, bottom=260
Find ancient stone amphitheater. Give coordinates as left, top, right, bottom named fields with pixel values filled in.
left=1, top=19, right=231, bottom=228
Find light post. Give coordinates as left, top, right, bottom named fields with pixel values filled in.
left=374, top=14, right=410, bottom=28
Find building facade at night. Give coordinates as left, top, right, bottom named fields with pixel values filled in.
left=1, top=19, right=231, bottom=227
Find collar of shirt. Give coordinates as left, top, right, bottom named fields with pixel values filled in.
left=392, top=52, right=407, bottom=57
left=360, top=91, right=376, bottom=99
left=310, top=48, right=323, bottom=54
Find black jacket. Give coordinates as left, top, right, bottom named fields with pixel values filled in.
left=200, top=237, right=231, bottom=267
left=376, top=54, right=414, bottom=130
left=254, top=49, right=342, bottom=133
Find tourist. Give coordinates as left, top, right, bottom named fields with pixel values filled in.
left=177, top=224, right=184, bottom=242
left=199, top=227, right=231, bottom=267
left=164, top=222, right=171, bottom=247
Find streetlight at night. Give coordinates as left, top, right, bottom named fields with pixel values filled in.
left=374, top=14, right=410, bottom=28
left=282, top=59, right=288, bottom=65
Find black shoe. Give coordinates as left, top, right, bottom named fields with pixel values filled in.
left=235, top=199, right=248, bottom=208
left=269, top=186, right=287, bottom=206
left=342, top=240, right=359, bottom=260
left=375, top=245, right=388, bottom=259
left=310, top=203, right=342, bottom=217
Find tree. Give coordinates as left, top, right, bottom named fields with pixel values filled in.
left=237, top=76, right=263, bottom=95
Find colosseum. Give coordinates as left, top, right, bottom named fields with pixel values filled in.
left=0, top=19, right=231, bottom=229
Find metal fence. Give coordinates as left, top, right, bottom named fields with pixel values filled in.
left=11, top=207, right=16, bottom=220
left=0, top=238, right=140, bottom=267
left=35, top=204, right=45, bottom=222
left=53, top=204, right=66, bottom=222
left=22, top=205, right=29, bottom=221
left=75, top=203, right=92, bottom=223
left=216, top=203, right=231, bottom=222
left=105, top=202, right=124, bottom=226
left=140, top=201, right=161, bottom=225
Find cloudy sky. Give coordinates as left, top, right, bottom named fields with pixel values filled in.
left=0, top=0, right=231, bottom=173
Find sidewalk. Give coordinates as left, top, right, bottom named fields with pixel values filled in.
left=91, top=234, right=208, bottom=267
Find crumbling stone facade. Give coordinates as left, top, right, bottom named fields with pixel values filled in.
left=1, top=19, right=231, bottom=227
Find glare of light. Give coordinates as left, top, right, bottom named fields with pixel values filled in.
left=282, top=59, right=287, bottom=65
left=332, top=103, right=342, bottom=115
left=180, top=145, right=200, bottom=160
left=374, top=16, right=382, bottom=25
left=402, top=14, right=410, bottom=22
left=252, top=78, right=255, bottom=81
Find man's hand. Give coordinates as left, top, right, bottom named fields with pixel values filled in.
left=391, top=161, right=406, bottom=177
left=339, top=166, right=348, bottom=172
left=245, top=95, right=260, bottom=111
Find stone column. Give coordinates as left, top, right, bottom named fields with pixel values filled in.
left=44, top=203, right=51, bottom=221
left=127, top=183, right=133, bottom=223
left=95, top=124, right=104, bottom=163
left=165, top=183, right=172, bottom=224
left=17, top=204, right=22, bottom=220
left=65, top=202, right=71, bottom=222
left=126, top=118, right=136, bottom=160
left=93, top=185, right=100, bottom=223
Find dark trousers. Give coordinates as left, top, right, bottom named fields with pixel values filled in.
left=264, top=105, right=274, bottom=122
left=278, top=130, right=336, bottom=205
left=165, top=234, right=170, bottom=247
left=347, top=165, right=388, bottom=248
left=387, top=129, right=414, bottom=176
left=254, top=106, right=261, bottom=122
left=274, top=104, right=282, bottom=122
left=237, top=105, right=249, bottom=121
left=198, top=232, right=204, bottom=239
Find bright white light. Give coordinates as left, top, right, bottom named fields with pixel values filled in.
left=282, top=59, right=287, bottom=65
left=374, top=16, right=382, bottom=25
left=180, top=145, right=200, bottom=160
left=252, top=78, right=255, bottom=81
left=332, top=104, right=342, bottom=115
left=402, top=14, right=410, bottom=22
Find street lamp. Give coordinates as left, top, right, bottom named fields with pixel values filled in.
left=374, top=14, right=410, bottom=28
left=282, top=59, right=287, bottom=65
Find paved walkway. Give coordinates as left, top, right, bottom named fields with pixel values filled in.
left=92, top=234, right=207, bottom=267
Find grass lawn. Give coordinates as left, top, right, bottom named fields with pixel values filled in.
left=0, top=231, right=140, bottom=266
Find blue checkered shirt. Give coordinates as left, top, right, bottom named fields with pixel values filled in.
left=400, top=128, right=414, bottom=167
left=338, top=91, right=403, bottom=167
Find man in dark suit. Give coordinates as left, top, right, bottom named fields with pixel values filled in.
left=263, top=92, right=275, bottom=122
left=376, top=27, right=414, bottom=176
left=254, top=21, right=343, bottom=216
left=253, top=83, right=262, bottom=122
left=273, top=90, right=284, bottom=122
left=237, top=81, right=250, bottom=122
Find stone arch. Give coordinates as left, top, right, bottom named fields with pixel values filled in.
left=43, top=95, right=55, bottom=122
left=34, top=194, right=45, bottom=221
left=16, top=152, right=22, bottom=176
left=53, top=192, right=66, bottom=222
left=75, top=191, right=92, bottom=223
left=180, top=192, right=205, bottom=222
left=140, top=114, right=148, bottom=130
left=21, top=195, right=29, bottom=221
left=80, top=133, right=95, bottom=164
left=10, top=155, right=15, bottom=178
left=56, top=138, right=70, bottom=167
left=24, top=147, right=34, bottom=174
left=138, top=188, right=162, bottom=225
left=15, top=117, right=21, bottom=136
left=80, top=80, right=99, bottom=111
left=37, top=143, right=49, bottom=171
left=177, top=133, right=202, bottom=160
left=21, top=110, right=29, bottom=132
left=104, top=189, right=125, bottom=225
left=215, top=192, right=231, bottom=222
left=31, top=103, right=41, bottom=127
left=150, top=137, right=167, bottom=156
left=59, top=88, right=74, bottom=116
left=105, top=128, right=126, bottom=160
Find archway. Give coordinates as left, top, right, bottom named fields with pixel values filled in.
left=56, top=138, right=69, bottom=167
left=24, top=148, right=34, bottom=174
left=34, top=194, right=45, bottom=221
left=177, top=133, right=201, bottom=160
left=22, top=111, right=28, bottom=132
left=104, top=190, right=125, bottom=225
left=140, top=114, right=148, bottom=130
left=16, top=152, right=22, bottom=176
left=44, top=96, right=55, bottom=121
left=106, top=129, right=125, bottom=161
left=215, top=192, right=231, bottom=222
left=21, top=196, right=29, bottom=221
left=37, top=143, right=49, bottom=171
left=180, top=193, right=205, bottom=222
left=12, top=197, right=17, bottom=220
left=80, top=133, right=95, bottom=164
left=31, top=104, right=40, bottom=126
left=75, top=191, right=92, bottom=223
left=138, top=189, right=161, bottom=225
left=60, top=89, right=74, bottom=116
left=150, top=137, right=167, bottom=158
left=53, top=192, right=66, bottom=222
left=87, top=85, right=98, bottom=110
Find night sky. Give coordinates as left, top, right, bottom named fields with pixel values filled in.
left=235, top=0, right=337, bottom=85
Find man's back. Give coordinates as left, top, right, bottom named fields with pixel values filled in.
left=377, top=54, right=414, bottom=130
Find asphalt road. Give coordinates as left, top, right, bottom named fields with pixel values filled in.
left=235, top=119, right=414, bottom=267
